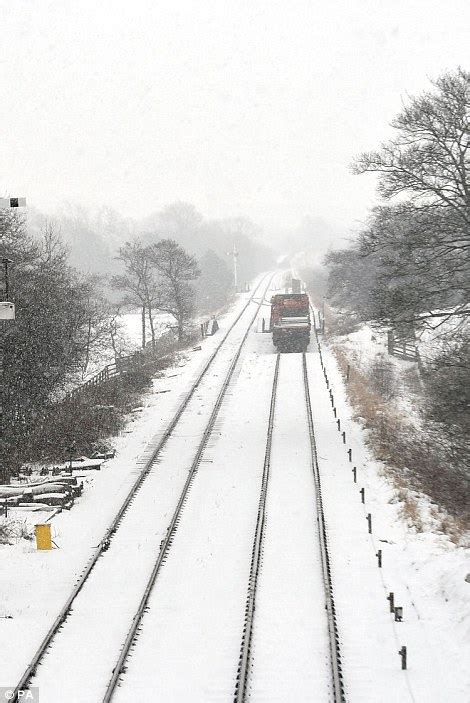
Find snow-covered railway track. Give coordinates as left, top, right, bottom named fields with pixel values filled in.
left=302, top=352, right=345, bottom=702
left=234, top=353, right=280, bottom=702
left=11, top=273, right=274, bottom=703
left=235, top=352, right=345, bottom=702
left=101, top=287, right=271, bottom=702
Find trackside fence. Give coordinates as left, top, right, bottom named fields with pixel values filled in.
left=65, top=331, right=179, bottom=401
left=387, top=330, right=419, bottom=362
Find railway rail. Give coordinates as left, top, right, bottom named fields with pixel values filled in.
left=234, top=353, right=280, bottom=702
left=302, top=352, right=345, bottom=702
left=102, top=276, right=273, bottom=701
left=234, top=352, right=345, bottom=702
left=11, top=273, right=275, bottom=703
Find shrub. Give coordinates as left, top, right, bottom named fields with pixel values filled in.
left=10, top=349, right=181, bottom=468
left=332, top=344, right=470, bottom=532
left=0, top=518, right=33, bottom=544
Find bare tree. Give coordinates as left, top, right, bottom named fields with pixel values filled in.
left=147, top=239, right=199, bottom=342
left=194, top=250, right=232, bottom=313
left=77, top=277, right=115, bottom=378
left=111, top=240, right=160, bottom=348
left=347, top=68, right=470, bottom=327
left=141, top=202, right=203, bottom=253
left=1, top=216, right=115, bottom=477
left=108, top=304, right=132, bottom=360
left=353, top=68, right=469, bottom=222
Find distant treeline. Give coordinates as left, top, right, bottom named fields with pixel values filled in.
left=28, top=201, right=275, bottom=292
left=0, top=202, right=274, bottom=479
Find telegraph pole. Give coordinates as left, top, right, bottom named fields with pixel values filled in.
left=0, top=196, right=25, bottom=484
left=227, top=243, right=239, bottom=291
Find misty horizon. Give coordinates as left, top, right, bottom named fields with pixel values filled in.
left=2, top=0, right=469, bottom=240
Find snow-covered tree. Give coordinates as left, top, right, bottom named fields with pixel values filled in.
left=194, top=250, right=232, bottom=313
left=147, top=239, right=199, bottom=342
left=0, top=213, right=113, bottom=478
left=348, top=68, right=470, bottom=327
left=111, top=240, right=161, bottom=348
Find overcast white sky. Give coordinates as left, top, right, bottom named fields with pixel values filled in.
left=1, top=0, right=469, bottom=235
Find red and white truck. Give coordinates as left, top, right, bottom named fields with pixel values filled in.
left=270, top=293, right=311, bottom=352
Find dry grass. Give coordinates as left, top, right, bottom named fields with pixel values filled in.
left=331, top=344, right=470, bottom=543
left=397, top=491, right=425, bottom=532
left=388, top=483, right=469, bottom=545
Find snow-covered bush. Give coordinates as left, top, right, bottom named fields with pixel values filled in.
left=0, top=518, right=33, bottom=545
left=332, top=339, right=469, bottom=535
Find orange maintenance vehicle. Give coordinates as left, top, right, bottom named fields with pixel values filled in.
left=270, top=293, right=311, bottom=353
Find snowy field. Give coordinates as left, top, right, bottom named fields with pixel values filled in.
left=1, top=274, right=469, bottom=701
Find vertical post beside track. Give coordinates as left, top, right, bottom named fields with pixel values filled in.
left=302, top=353, right=346, bottom=702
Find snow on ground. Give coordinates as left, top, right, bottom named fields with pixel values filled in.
left=331, top=324, right=423, bottom=422
left=249, top=354, right=331, bottom=702
left=0, top=278, right=267, bottom=689
left=120, top=310, right=174, bottom=348
left=1, top=275, right=469, bottom=702
left=78, top=310, right=174, bottom=381
left=28, top=346, right=274, bottom=701
left=312, top=326, right=470, bottom=701
left=113, top=353, right=277, bottom=703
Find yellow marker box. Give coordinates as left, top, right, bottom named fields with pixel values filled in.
left=35, top=523, right=52, bottom=550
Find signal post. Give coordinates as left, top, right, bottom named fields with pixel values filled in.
left=0, top=197, right=25, bottom=484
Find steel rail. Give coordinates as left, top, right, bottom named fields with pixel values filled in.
left=234, top=353, right=280, bottom=703
left=302, top=352, right=346, bottom=702
left=234, top=352, right=345, bottom=703
left=11, top=272, right=273, bottom=703
left=103, top=275, right=274, bottom=701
